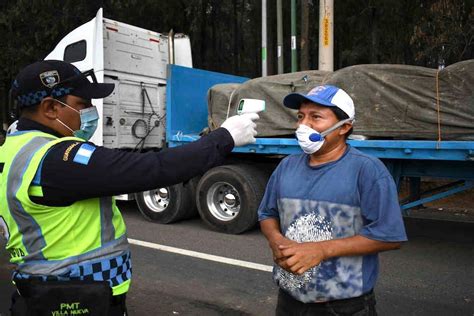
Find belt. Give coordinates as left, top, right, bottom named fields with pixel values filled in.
left=280, top=288, right=375, bottom=306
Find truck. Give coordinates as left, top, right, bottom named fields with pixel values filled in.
left=42, top=9, right=473, bottom=234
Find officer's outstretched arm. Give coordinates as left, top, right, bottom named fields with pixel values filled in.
left=37, top=127, right=239, bottom=205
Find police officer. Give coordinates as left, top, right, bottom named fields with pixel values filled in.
left=0, top=60, right=259, bottom=315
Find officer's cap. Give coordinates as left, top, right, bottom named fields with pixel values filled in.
left=11, top=60, right=114, bottom=108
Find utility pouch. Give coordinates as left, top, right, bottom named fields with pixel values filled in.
left=15, top=279, right=111, bottom=316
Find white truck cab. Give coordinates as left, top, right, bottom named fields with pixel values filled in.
left=45, top=9, right=268, bottom=234
left=46, top=8, right=192, bottom=148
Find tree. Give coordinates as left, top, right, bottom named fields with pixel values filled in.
left=1, top=0, right=473, bottom=126
left=0, top=0, right=102, bottom=125
left=410, top=0, right=474, bottom=67
left=300, top=0, right=309, bottom=70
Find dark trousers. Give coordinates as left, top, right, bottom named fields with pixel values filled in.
left=276, top=289, right=377, bottom=316
left=10, top=290, right=128, bottom=316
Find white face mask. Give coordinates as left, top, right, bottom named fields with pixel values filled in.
left=295, top=119, right=352, bottom=154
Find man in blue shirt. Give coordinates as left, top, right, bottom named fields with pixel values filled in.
left=258, top=85, right=407, bottom=315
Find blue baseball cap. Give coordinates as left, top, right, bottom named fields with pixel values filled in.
left=11, top=60, right=115, bottom=108
left=283, top=84, right=355, bottom=119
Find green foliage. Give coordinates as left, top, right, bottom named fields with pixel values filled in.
left=410, top=0, right=474, bottom=67
left=0, top=0, right=103, bottom=125
left=0, top=0, right=472, bottom=127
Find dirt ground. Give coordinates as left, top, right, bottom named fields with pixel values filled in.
left=399, top=178, right=474, bottom=222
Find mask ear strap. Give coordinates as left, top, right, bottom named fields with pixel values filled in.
left=53, top=99, right=80, bottom=114
left=320, top=118, right=353, bottom=137
left=56, top=118, right=75, bottom=134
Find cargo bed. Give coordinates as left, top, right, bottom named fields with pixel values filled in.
left=167, top=65, right=474, bottom=213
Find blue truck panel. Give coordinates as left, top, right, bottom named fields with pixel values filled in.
left=166, top=65, right=474, bottom=162
left=166, top=65, right=248, bottom=139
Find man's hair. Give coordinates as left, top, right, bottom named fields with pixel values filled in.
left=20, top=103, right=40, bottom=117
left=330, top=107, right=353, bottom=138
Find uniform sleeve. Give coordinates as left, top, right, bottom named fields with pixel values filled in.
left=257, top=165, right=281, bottom=221
left=35, top=128, right=234, bottom=206
left=358, top=166, right=408, bottom=242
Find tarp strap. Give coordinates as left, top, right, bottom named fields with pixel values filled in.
left=435, top=70, right=442, bottom=148
left=225, top=89, right=237, bottom=120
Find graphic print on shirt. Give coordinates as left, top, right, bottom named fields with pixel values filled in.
left=276, top=212, right=332, bottom=291
left=275, top=198, right=364, bottom=302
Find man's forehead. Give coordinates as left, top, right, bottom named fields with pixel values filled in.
left=298, top=102, right=331, bottom=112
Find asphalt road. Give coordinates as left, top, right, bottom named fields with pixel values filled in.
left=1, top=201, right=473, bottom=315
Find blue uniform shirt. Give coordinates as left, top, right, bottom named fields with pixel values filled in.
left=258, top=146, right=407, bottom=303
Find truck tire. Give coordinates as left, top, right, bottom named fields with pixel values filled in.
left=196, top=164, right=267, bottom=234
left=135, top=178, right=198, bottom=224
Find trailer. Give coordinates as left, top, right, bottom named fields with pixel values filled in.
left=44, top=9, right=474, bottom=234
left=165, top=65, right=474, bottom=233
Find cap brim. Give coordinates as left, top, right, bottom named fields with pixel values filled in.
left=283, top=93, right=336, bottom=109
left=70, top=82, right=115, bottom=100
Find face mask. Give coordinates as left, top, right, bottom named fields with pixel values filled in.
left=296, top=119, right=352, bottom=154
left=55, top=99, right=99, bottom=141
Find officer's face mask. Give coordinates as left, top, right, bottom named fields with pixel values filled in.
left=296, top=118, right=352, bottom=154
left=54, top=99, right=99, bottom=141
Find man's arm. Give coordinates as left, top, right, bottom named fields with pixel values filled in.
left=262, top=158, right=406, bottom=276
left=260, top=218, right=296, bottom=265
left=278, top=235, right=401, bottom=275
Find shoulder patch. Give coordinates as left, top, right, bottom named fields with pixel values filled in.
left=73, top=143, right=96, bottom=165
left=63, top=142, right=80, bottom=161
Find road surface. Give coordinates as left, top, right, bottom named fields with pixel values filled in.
left=1, top=201, right=473, bottom=315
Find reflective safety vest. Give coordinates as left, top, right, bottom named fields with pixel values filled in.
left=0, top=130, right=130, bottom=295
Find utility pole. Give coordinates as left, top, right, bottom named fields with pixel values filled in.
left=291, top=0, right=297, bottom=72
left=277, top=0, right=283, bottom=74
left=262, top=0, right=268, bottom=76
left=300, top=0, right=309, bottom=71
left=319, top=0, right=334, bottom=71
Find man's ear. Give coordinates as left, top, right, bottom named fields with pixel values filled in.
left=39, top=98, right=59, bottom=120
left=339, top=122, right=353, bottom=136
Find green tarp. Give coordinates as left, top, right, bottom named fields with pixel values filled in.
left=208, top=60, right=474, bottom=140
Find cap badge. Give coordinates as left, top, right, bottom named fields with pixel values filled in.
left=308, top=86, right=327, bottom=96
left=40, top=70, right=60, bottom=88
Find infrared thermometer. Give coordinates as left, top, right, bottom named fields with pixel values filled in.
left=237, top=98, right=266, bottom=115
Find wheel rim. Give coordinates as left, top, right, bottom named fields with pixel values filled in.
left=206, top=182, right=241, bottom=222
left=143, top=188, right=170, bottom=213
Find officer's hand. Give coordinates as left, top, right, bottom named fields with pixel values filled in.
left=221, top=113, right=259, bottom=147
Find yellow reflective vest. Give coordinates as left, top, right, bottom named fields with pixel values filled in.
left=0, top=130, right=130, bottom=295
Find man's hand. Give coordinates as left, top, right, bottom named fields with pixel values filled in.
left=268, top=233, right=297, bottom=267
left=278, top=242, right=327, bottom=275
left=221, top=113, right=259, bottom=146
left=260, top=217, right=403, bottom=277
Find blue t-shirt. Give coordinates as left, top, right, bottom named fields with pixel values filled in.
left=258, top=146, right=407, bottom=303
